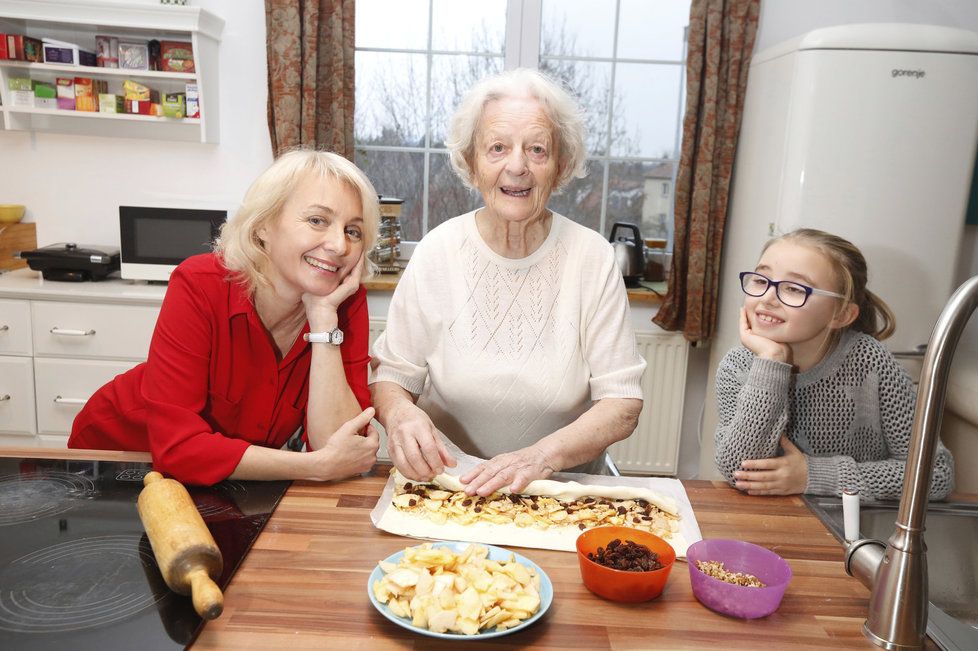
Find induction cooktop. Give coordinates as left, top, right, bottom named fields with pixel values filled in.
left=0, top=458, right=290, bottom=651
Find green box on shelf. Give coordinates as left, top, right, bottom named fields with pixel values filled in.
left=34, top=82, right=56, bottom=99
left=8, top=77, right=34, bottom=92
left=99, top=93, right=123, bottom=113
left=162, top=92, right=185, bottom=119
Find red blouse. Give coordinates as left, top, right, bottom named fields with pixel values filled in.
left=68, top=253, right=371, bottom=485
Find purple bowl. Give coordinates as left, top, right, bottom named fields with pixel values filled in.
left=686, top=539, right=792, bottom=619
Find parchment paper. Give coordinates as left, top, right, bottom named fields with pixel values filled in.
left=370, top=442, right=702, bottom=558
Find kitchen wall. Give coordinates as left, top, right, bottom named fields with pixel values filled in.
left=3, top=1, right=978, bottom=482
left=0, top=0, right=273, bottom=246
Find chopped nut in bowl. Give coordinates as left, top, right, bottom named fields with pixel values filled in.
left=686, top=538, right=792, bottom=619
left=575, top=525, right=675, bottom=602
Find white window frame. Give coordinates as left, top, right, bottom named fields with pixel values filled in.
left=354, top=0, right=687, bottom=249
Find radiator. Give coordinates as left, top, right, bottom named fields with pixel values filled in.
left=608, top=331, right=689, bottom=475
left=367, top=321, right=689, bottom=475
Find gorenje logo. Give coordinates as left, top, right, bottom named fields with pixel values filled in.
left=892, top=69, right=926, bottom=79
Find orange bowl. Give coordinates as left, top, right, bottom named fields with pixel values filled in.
left=576, top=526, right=676, bottom=602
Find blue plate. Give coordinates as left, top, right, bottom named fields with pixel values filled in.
left=367, top=541, right=553, bottom=639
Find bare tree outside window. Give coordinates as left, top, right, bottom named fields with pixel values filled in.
left=354, top=0, right=688, bottom=247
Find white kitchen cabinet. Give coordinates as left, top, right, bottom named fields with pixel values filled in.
left=0, top=298, right=32, bottom=355
left=0, top=268, right=165, bottom=445
left=0, top=0, right=223, bottom=143
left=0, top=355, right=35, bottom=435
left=34, top=357, right=139, bottom=435
left=31, top=301, right=158, bottom=360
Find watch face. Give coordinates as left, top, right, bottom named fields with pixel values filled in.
left=330, top=329, right=344, bottom=345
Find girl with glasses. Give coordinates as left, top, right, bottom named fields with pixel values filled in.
left=714, top=229, right=953, bottom=500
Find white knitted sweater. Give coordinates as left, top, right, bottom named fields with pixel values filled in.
left=714, top=330, right=954, bottom=500
left=370, top=211, right=646, bottom=473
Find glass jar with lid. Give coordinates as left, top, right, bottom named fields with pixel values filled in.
left=643, top=238, right=668, bottom=282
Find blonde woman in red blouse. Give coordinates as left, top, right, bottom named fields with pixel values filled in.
left=69, top=150, right=380, bottom=485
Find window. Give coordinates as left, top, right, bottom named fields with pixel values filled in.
left=354, top=0, right=689, bottom=246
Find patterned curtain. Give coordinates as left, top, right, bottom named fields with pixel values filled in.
left=652, top=0, right=760, bottom=343
left=264, top=0, right=355, bottom=158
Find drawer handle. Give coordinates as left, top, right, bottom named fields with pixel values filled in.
left=54, top=396, right=88, bottom=405
left=50, top=327, right=96, bottom=337
left=0, top=394, right=9, bottom=402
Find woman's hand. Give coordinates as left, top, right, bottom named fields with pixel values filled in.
left=309, top=407, right=380, bottom=481
left=732, top=436, right=808, bottom=495
left=301, top=252, right=365, bottom=330
left=386, top=402, right=457, bottom=481
left=460, top=447, right=556, bottom=497
left=739, top=307, right=791, bottom=364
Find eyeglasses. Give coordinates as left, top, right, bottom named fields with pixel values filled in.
left=739, top=271, right=847, bottom=308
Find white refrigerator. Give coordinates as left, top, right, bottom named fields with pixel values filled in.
left=718, top=23, right=978, bottom=355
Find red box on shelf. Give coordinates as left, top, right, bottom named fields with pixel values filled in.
left=160, top=40, right=194, bottom=73
left=6, top=34, right=24, bottom=60
left=0, top=34, right=8, bottom=60
left=56, top=77, right=75, bottom=110
left=124, top=99, right=153, bottom=115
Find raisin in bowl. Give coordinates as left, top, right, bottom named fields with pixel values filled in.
left=575, top=525, right=676, bottom=602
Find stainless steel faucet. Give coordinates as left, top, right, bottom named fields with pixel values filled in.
left=844, top=276, right=977, bottom=650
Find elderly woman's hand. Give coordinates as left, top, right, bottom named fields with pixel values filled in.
left=460, top=447, right=557, bottom=497
left=386, top=402, right=457, bottom=481
left=302, top=252, right=365, bottom=330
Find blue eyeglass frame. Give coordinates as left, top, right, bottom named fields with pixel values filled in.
left=738, top=271, right=847, bottom=308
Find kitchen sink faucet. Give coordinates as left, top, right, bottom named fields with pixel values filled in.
left=844, top=275, right=978, bottom=650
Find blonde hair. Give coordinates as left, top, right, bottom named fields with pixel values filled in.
left=446, top=68, right=587, bottom=193
left=216, top=149, right=379, bottom=295
left=765, top=228, right=896, bottom=340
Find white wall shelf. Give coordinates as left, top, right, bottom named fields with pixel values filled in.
left=0, top=0, right=223, bottom=143
left=3, top=105, right=199, bottom=123
left=0, top=59, right=196, bottom=81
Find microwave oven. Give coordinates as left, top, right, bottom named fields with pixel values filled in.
left=120, top=206, right=227, bottom=281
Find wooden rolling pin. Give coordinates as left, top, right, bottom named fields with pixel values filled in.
left=137, top=471, right=225, bottom=620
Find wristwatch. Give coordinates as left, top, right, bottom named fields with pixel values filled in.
left=303, top=328, right=344, bottom=345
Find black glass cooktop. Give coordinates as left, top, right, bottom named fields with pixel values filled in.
left=0, top=458, right=289, bottom=650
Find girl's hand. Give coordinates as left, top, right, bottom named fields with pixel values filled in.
left=310, top=407, right=380, bottom=480
left=460, top=447, right=557, bottom=497
left=302, top=252, right=365, bottom=329
left=739, top=307, right=792, bottom=364
left=386, top=402, right=457, bottom=481
left=732, top=436, right=808, bottom=495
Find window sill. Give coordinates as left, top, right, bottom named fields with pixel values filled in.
left=364, top=270, right=403, bottom=292
left=627, top=280, right=666, bottom=305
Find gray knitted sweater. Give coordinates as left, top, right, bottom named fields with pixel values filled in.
left=714, top=330, right=954, bottom=500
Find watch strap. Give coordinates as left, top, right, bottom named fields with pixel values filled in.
left=303, top=328, right=344, bottom=345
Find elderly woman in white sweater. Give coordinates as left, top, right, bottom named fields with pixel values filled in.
left=370, top=69, right=646, bottom=497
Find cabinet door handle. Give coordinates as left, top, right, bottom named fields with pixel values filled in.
left=50, top=327, right=96, bottom=337
left=54, top=396, right=87, bottom=405
left=0, top=394, right=10, bottom=401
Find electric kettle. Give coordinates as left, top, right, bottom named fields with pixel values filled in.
left=609, top=222, right=644, bottom=287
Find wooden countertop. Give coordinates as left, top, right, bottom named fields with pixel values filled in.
left=1, top=448, right=934, bottom=649
left=365, top=269, right=665, bottom=304
left=196, top=473, right=883, bottom=649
